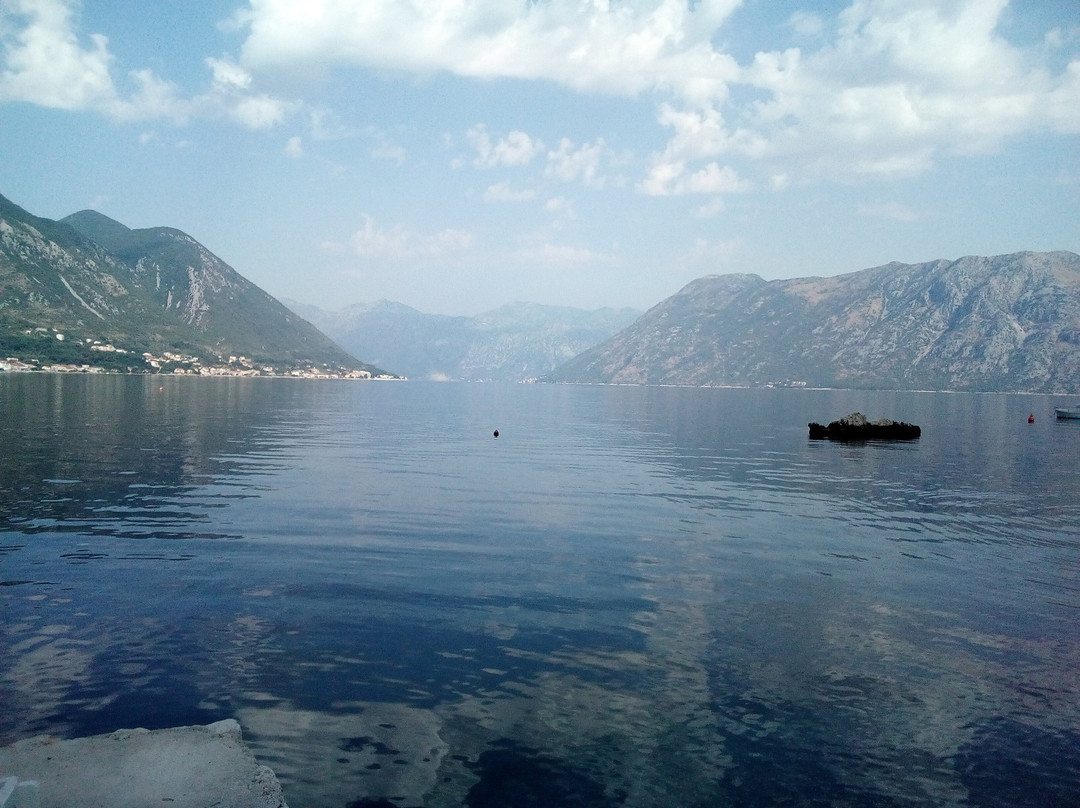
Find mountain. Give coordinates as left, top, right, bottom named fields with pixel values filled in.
left=548, top=252, right=1080, bottom=393
left=0, top=193, right=389, bottom=376
left=284, top=298, right=642, bottom=381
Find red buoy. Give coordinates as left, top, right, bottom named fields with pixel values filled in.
left=1028, top=414, right=1035, bottom=424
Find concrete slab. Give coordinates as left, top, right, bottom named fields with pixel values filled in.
left=1, top=775, right=41, bottom=808
left=0, top=720, right=287, bottom=808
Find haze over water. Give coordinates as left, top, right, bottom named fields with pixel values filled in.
left=1, top=374, right=1078, bottom=807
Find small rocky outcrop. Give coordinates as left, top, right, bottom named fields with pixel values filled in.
left=808, top=412, right=921, bottom=441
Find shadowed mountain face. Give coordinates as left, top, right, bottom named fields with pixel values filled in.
left=284, top=299, right=642, bottom=382
left=0, top=194, right=382, bottom=374
left=548, top=252, right=1080, bottom=393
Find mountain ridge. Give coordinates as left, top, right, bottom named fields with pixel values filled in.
left=285, top=298, right=642, bottom=382
left=548, top=251, right=1080, bottom=393
left=0, top=193, right=390, bottom=376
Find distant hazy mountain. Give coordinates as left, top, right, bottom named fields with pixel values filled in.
left=284, top=299, right=642, bottom=381
left=548, top=251, right=1080, bottom=393
left=0, top=193, right=387, bottom=375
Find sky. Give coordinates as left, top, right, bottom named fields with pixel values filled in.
left=1, top=0, right=1078, bottom=316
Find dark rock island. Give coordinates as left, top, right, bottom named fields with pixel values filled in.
left=808, top=412, right=921, bottom=441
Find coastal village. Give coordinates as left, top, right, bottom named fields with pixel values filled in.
left=0, top=329, right=398, bottom=379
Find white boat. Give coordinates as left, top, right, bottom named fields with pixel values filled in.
left=1055, top=406, right=1080, bottom=419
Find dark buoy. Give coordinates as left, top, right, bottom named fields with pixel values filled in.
left=1028, top=413, right=1035, bottom=424
left=493, top=429, right=499, bottom=438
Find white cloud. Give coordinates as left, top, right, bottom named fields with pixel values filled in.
left=545, top=138, right=610, bottom=187
left=640, top=160, right=750, bottom=196
left=544, top=196, right=575, bottom=220
left=284, top=135, right=303, bottom=157
left=631, top=1, right=1080, bottom=187
left=206, top=56, right=252, bottom=91
left=231, top=0, right=1078, bottom=190
left=5, top=0, right=1077, bottom=194
left=118, top=69, right=188, bottom=123
left=483, top=181, right=536, bottom=203
left=512, top=242, right=606, bottom=266
left=201, top=56, right=290, bottom=129
left=727, top=0, right=1080, bottom=179
left=0, top=0, right=292, bottom=128
left=308, top=108, right=359, bottom=140
left=229, top=93, right=289, bottom=128
left=545, top=196, right=571, bottom=213
left=692, top=197, right=727, bottom=218
left=363, top=126, right=406, bottom=163
left=467, top=125, right=543, bottom=167
left=352, top=214, right=473, bottom=259
left=687, top=236, right=737, bottom=264
left=0, top=0, right=116, bottom=110
left=236, top=0, right=743, bottom=104
left=788, top=12, right=825, bottom=39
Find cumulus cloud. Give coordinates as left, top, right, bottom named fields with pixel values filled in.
left=640, top=160, right=750, bottom=196
left=5, top=0, right=1077, bottom=190
left=229, top=0, right=1079, bottom=188
left=207, top=56, right=252, bottom=91
left=284, top=135, right=303, bottom=157
left=228, top=93, right=289, bottom=128
left=352, top=214, right=473, bottom=259
left=726, top=0, right=1080, bottom=179
left=200, top=55, right=290, bottom=128
left=0, top=0, right=115, bottom=110
left=483, top=181, right=536, bottom=203
left=545, top=138, right=610, bottom=187
left=0, top=0, right=291, bottom=127
left=467, top=125, right=543, bottom=167
left=236, top=0, right=743, bottom=104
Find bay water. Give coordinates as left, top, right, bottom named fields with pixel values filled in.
left=1, top=374, right=1078, bottom=807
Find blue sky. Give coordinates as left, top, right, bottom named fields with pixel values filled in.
left=1, top=0, right=1078, bottom=315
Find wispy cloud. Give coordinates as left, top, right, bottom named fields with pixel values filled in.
left=545, top=138, right=612, bottom=187
left=512, top=242, right=608, bottom=266
left=467, top=125, right=543, bottom=168
left=363, top=126, right=406, bottom=163
left=687, top=237, right=738, bottom=265
left=352, top=214, right=473, bottom=259
left=284, top=135, right=303, bottom=157
left=483, top=181, right=536, bottom=203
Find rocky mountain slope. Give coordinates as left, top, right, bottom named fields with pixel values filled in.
left=285, top=299, right=641, bottom=381
left=0, top=193, right=386, bottom=375
left=548, top=252, right=1080, bottom=393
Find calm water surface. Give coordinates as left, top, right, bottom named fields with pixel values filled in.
left=1, top=374, right=1078, bottom=807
